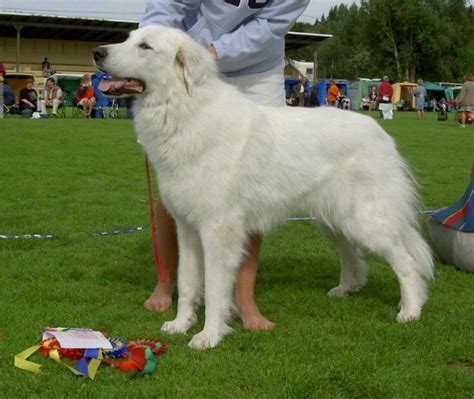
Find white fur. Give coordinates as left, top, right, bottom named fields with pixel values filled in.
left=97, top=25, right=434, bottom=350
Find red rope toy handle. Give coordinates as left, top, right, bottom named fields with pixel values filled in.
left=144, top=153, right=166, bottom=283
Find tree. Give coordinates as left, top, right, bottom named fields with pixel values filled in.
left=289, top=0, right=474, bottom=82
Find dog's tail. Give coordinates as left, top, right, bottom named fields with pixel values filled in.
left=402, top=225, right=434, bottom=282
left=399, top=160, right=434, bottom=283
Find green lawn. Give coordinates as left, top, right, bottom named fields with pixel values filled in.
left=0, top=112, right=473, bottom=398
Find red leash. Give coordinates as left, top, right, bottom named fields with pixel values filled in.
left=144, top=153, right=166, bottom=283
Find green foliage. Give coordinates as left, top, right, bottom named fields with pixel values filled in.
left=290, top=0, right=474, bottom=82
left=0, top=115, right=473, bottom=397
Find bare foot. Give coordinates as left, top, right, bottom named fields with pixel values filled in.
left=239, top=302, right=274, bottom=331
left=144, top=281, right=175, bottom=312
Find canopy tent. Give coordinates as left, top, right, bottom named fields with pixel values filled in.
left=452, top=86, right=463, bottom=102
left=348, top=79, right=380, bottom=110
left=392, top=82, right=417, bottom=110
left=423, top=81, right=448, bottom=108
left=443, top=86, right=462, bottom=102
left=5, top=72, right=35, bottom=100
left=313, top=79, right=350, bottom=107
left=427, top=163, right=474, bottom=272
left=48, top=73, right=82, bottom=105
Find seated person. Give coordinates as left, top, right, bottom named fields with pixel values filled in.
left=342, top=95, right=351, bottom=110
left=439, top=98, right=447, bottom=112
left=430, top=98, right=439, bottom=112
left=396, top=99, right=405, bottom=111
left=361, top=96, right=371, bottom=111
left=19, top=79, right=38, bottom=113
left=75, top=74, right=96, bottom=118
left=286, top=94, right=298, bottom=107
left=2, top=80, right=17, bottom=113
left=336, top=91, right=346, bottom=109
left=40, top=77, right=62, bottom=117
left=437, top=98, right=448, bottom=121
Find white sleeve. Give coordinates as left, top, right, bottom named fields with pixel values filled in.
left=212, top=0, right=310, bottom=71
left=139, top=0, right=202, bottom=29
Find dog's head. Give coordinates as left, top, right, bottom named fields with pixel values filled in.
left=93, top=25, right=215, bottom=98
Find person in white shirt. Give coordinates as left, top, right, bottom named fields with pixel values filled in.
left=40, top=78, right=62, bottom=117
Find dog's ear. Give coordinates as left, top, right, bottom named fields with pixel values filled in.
left=175, top=44, right=208, bottom=96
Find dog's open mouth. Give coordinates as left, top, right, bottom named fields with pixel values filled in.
left=98, top=78, right=145, bottom=96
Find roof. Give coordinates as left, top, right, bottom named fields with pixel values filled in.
left=392, top=82, right=417, bottom=87
left=0, top=12, right=135, bottom=42
left=0, top=12, right=332, bottom=47
left=285, top=31, right=333, bottom=51
left=423, top=82, right=446, bottom=91
left=5, top=72, right=35, bottom=77
left=315, top=79, right=350, bottom=85
left=49, top=73, right=83, bottom=81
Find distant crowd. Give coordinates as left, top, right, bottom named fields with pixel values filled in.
left=285, top=73, right=474, bottom=126
left=1, top=58, right=473, bottom=126
left=2, top=73, right=98, bottom=119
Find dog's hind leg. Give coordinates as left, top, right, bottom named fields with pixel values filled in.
left=343, top=221, right=433, bottom=322
left=321, top=226, right=368, bottom=297
left=188, top=220, right=247, bottom=350
left=161, top=220, right=203, bottom=335
left=381, top=227, right=433, bottom=323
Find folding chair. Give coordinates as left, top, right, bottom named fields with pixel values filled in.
left=55, top=97, right=67, bottom=118
left=3, top=103, right=18, bottom=116
left=42, top=100, right=66, bottom=118
left=108, top=99, right=119, bottom=119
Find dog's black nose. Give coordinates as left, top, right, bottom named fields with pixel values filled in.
left=93, top=47, right=108, bottom=63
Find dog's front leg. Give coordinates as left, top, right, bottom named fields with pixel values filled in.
left=161, top=219, right=203, bottom=335
left=188, top=221, right=246, bottom=350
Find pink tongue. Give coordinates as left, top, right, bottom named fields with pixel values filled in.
left=98, top=78, right=144, bottom=95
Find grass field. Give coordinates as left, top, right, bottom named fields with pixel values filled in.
left=1, top=111, right=473, bottom=398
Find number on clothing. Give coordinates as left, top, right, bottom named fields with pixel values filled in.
left=224, top=0, right=269, bottom=9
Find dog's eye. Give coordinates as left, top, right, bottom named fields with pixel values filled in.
left=139, top=42, right=153, bottom=50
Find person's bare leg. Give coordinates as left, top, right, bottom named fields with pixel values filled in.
left=235, top=235, right=274, bottom=331
left=144, top=204, right=273, bottom=329
left=144, top=200, right=178, bottom=312
left=89, top=98, right=96, bottom=117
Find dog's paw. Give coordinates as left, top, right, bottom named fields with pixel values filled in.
left=188, top=325, right=234, bottom=350
left=396, top=307, right=421, bottom=323
left=327, top=285, right=353, bottom=297
left=161, top=316, right=196, bottom=334
left=327, top=281, right=366, bottom=297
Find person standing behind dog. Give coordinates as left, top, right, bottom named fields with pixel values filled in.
left=140, top=0, right=310, bottom=331
left=456, top=72, right=474, bottom=128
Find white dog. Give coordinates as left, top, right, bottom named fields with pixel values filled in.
left=94, top=25, right=434, bottom=350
